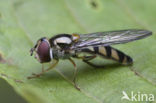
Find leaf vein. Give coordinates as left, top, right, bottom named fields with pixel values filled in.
left=116, top=0, right=152, bottom=30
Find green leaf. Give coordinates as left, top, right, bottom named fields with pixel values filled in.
left=0, top=0, right=156, bottom=103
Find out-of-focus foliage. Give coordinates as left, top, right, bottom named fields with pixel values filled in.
left=0, top=0, right=155, bottom=103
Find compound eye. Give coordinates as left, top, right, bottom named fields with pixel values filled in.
left=37, top=40, right=51, bottom=63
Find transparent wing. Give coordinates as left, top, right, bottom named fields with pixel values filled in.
left=71, top=29, right=152, bottom=50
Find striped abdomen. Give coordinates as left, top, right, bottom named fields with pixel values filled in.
left=81, top=46, right=133, bottom=64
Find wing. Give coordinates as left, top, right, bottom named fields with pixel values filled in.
left=71, top=29, right=152, bottom=50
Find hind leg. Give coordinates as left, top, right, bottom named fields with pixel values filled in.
left=82, top=55, right=106, bottom=68
left=76, top=55, right=106, bottom=68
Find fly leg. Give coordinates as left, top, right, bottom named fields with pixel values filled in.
left=27, top=60, right=59, bottom=79
left=69, top=58, right=80, bottom=90
left=82, top=55, right=106, bottom=68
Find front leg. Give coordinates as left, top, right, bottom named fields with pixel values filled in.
left=27, top=60, right=59, bottom=79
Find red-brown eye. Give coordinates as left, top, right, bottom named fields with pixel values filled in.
left=37, top=40, right=51, bottom=63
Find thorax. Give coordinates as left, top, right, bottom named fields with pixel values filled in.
left=49, top=34, right=78, bottom=59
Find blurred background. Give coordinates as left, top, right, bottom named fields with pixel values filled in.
left=0, top=0, right=155, bottom=103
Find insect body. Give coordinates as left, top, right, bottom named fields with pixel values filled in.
left=29, top=29, right=152, bottom=89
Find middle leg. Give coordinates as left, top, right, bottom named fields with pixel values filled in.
left=69, top=58, right=80, bottom=90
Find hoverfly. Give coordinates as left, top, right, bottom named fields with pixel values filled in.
left=28, top=29, right=152, bottom=89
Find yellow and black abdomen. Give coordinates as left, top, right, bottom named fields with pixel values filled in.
left=81, top=46, right=133, bottom=65
left=97, top=46, right=133, bottom=64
